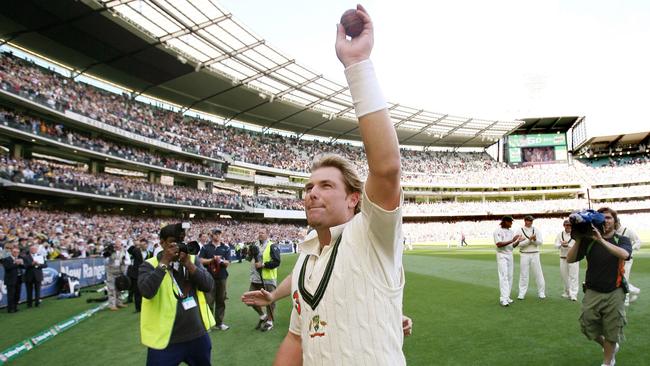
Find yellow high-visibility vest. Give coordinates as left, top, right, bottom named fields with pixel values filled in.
left=140, top=255, right=215, bottom=349
left=261, top=241, right=277, bottom=282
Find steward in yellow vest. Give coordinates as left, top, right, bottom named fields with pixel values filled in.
left=138, top=223, right=215, bottom=366
left=246, top=228, right=281, bottom=332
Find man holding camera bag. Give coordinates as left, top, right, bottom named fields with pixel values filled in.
left=246, top=228, right=281, bottom=332
left=567, top=207, right=632, bottom=366
left=138, top=223, right=215, bottom=366
left=199, top=228, right=231, bottom=331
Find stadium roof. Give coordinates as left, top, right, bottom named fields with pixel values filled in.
left=513, top=116, right=583, bottom=134
left=0, top=0, right=523, bottom=148
left=574, top=130, right=650, bottom=153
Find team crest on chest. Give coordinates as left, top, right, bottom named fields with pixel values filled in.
left=309, top=315, right=327, bottom=338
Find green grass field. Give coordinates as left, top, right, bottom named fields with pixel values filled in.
left=2, top=248, right=649, bottom=365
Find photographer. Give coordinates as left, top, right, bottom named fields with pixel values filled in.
left=138, top=223, right=215, bottom=366
left=246, top=228, right=281, bottom=332
left=105, top=240, right=130, bottom=311
left=127, top=239, right=152, bottom=313
left=567, top=207, right=632, bottom=366
left=198, top=228, right=231, bottom=331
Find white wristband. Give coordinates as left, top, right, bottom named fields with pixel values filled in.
left=344, top=59, right=387, bottom=118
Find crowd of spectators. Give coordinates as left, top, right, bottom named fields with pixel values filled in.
left=0, top=155, right=243, bottom=210
left=1, top=107, right=224, bottom=178
left=404, top=212, right=649, bottom=245
left=2, top=206, right=645, bottom=261
left=3, top=51, right=650, bottom=216
left=244, top=196, right=304, bottom=210
left=0, top=207, right=306, bottom=261
left=403, top=199, right=587, bottom=216
left=590, top=184, right=650, bottom=199
left=3, top=51, right=650, bottom=187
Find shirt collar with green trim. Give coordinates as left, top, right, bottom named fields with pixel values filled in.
left=301, top=219, right=352, bottom=257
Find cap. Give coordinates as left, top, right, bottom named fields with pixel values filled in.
left=211, top=228, right=222, bottom=235
left=524, top=215, right=535, bottom=221
left=159, top=223, right=185, bottom=241
left=501, top=216, right=514, bottom=222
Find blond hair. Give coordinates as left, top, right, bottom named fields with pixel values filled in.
left=310, top=153, right=363, bottom=213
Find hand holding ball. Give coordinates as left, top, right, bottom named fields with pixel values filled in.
left=340, top=9, right=364, bottom=38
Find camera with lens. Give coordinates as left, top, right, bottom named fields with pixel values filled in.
left=247, top=243, right=260, bottom=262
left=102, top=243, right=116, bottom=258
left=176, top=242, right=189, bottom=255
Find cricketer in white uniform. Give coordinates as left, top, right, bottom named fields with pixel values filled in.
left=616, top=224, right=642, bottom=305
left=273, top=6, right=406, bottom=365
left=554, top=220, right=579, bottom=301
left=494, top=216, right=523, bottom=307
left=517, top=215, right=546, bottom=299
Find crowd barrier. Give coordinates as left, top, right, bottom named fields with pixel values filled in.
left=0, top=257, right=107, bottom=308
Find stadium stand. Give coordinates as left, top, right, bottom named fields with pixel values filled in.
left=2, top=43, right=650, bottom=223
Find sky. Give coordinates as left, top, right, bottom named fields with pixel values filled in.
left=218, top=0, right=650, bottom=138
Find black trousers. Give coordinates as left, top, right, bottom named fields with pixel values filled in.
left=25, top=280, right=41, bottom=307
left=130, top=276, right=142, bottom=311
left=6, top=279, right=22, bottom=312
left=214, top=279, right=227, bottom=326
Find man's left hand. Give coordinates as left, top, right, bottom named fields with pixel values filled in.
left=179, top=252, right=192, bottom=267
left=335, top=5, right=373, bottom=68
left=402, top=315, right=413, bottom=337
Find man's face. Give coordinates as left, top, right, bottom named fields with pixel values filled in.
left=502, top=221, right=512, bottom=229
left=161, top=237, right=179, bottom=259
left=258, top=230, right=268, bottom=242
left=11, top=247, right=19, bottom=257
left=564, top=223, right=572, bottom=233
left=211, top=233, right=221, bottom=243
left=602, top=212, right=615, bottom=234
left=304, top=167, right=359, bottom=230
left=139, top=240, right=148, bottom=250
left=524, top=219, right=533, bottom=228
left=29, top=246, right=38, bottom=255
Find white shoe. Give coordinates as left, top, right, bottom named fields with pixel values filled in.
left=561, top=293, right=569, bottom=299
left=517, top=296, right=525, bottom=300
left=612, top=342, right=619, bottom=365
left=216, top=324, right=230, bottom=331
left=570, top=296, right=578, bottom=301
left=500, top=300, right=509, bottom=307
left=538, top=294, right=546, bottom=299
left=261, top=321, right=274, bottom=332
left=507, top=298, right=514, bottom=304
left=629, top=294, right=639, bottom=303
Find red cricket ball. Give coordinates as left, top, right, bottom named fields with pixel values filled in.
left=340, top=9, right=364, bottom=38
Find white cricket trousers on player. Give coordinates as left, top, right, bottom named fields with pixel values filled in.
left=560, top=258, right=579, bottom=299
left=518, top=252, right=545, bottom=298
left=497, top=252, right=514, bottom=303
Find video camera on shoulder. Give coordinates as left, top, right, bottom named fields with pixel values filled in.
left=569, top=209, right=605, bottom=241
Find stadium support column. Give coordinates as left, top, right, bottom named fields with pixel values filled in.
left=148, top=171, right=160, bottom=184
left=89, top=160, right=105, bottom=174
left=10, top=143, right=24, bottom=159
